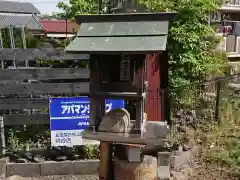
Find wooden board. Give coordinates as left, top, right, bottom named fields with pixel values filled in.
left=0, top=82, right=89, bottom=95
left=89, top=92, right=146, bottom=100
left=4, top=114, right=49, bottom=125
left=0, top=48, right=89, bottom=61
left=100, top=83, right=137, bottom=92
left=0, top=98, right=48, bottom=109
left=0, top=68, right=89, bottom=81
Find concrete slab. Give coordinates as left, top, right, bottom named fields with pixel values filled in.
left=6, top=163, right=40, bottom=177
left=0, top=157, right=8, bottom=178
left=40, top=161, right=73, bottom=176
left=73, top=160, right=99, bottom=175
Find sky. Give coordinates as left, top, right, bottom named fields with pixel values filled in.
left=7, top=0, right=66, bottom=14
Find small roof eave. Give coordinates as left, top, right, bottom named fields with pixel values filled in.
left=75, top=12, right=177, bottom=24
left=65, top=35, right=168, bottom=54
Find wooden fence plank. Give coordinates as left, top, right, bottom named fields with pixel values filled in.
left=0, top=98, right=48, bottom=109
left=4, top=114, right=49, bottom=125
left=0, top=68, right=89, bottom=81
left=0, top=48, right=89, bottom=61
left=0, top=82, right=89, bottom=95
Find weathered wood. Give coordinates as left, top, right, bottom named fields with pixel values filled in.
left=82, top=130, right=166, bottom=145
left=0, top=68, right=89, bottom=81
left=99, top=142, right=113, bottom=180
left=100, top=83, right=137, bottom=92
left=0, top=82, right=89, bottom=95
left=89, top=92, right=146, bottom=100
left=89, top=57, right=102, bottom=127
left=0, top=98, right=48, bottom=109
left=0, top=48, right=89, bottom=61
left=4, top=114, right=49, bottom=125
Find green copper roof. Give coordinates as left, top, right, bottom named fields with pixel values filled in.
left=65, top=35, right=167, bottom=53
left=77, top=21, right=169, bottom=36
left=65, top=13, right=174, bottom=53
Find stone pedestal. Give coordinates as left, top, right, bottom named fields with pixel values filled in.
left=114, top=155, right=157, bottom=180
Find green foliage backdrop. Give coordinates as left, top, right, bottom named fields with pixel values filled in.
left=139, top=0, right=228, bottom=87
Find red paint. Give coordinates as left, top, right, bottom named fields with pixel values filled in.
left=145, top=54, right=162, bottom=121
left=133, top=54, right=162, bottom=121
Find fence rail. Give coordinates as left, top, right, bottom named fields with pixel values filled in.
left=0, top=68, right=89, bottom=80
left=0, top=98, right=49, bottom=109
left=0, top=82, right=89, bottom=95
left=0, top=48, right=89, bottom=61
left=3, top=114, right=49, bottom=125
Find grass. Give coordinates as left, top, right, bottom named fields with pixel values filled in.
left=194, top=99, right=240, bottom=178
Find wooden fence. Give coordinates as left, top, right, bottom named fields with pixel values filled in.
left=0, top=48, right=90, bottom=154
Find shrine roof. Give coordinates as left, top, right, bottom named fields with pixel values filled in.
left=65, top=12, right=177, bottom=54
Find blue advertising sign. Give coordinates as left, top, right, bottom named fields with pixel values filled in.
left=49, top=97, right=124, bottom=146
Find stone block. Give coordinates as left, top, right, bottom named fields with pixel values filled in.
left=172, top=147, right=199, bottom=171
left=126, top=146, right=141, bottom=162
left=0, top=157, right=8, bottom=178
left=6, top=163, right=40, bottom=177
left=157, top=152, right=171, bottom=179
left=73, top=160, right=99, bottom=175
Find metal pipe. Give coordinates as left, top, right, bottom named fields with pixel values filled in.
left=0, top=29, right=4, bottom=69
left=21, top=25, right=28, bottom=67
left=9, top=25, right=16, bottom=68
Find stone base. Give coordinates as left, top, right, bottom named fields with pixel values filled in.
left=1, top=160, right=99, bottom=177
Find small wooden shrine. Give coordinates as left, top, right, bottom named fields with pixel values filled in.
left=66, top=12, right=177, bottom=180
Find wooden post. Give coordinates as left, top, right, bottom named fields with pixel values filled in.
left=99, top=142, right=113, bottom=180
left=0, top=117, right=5, bottom=155
left=89, top=57, right=102, bottom=129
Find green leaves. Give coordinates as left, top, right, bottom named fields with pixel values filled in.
left=140, top=0, right=228, bottom=88
left=57, top=0, right=99, bottom=18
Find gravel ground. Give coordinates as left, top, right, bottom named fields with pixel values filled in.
left=6, top=175, right=99, bottom=180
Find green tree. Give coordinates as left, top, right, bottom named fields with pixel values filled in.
left=139, top=0, right=228, bottom=87
left=57, top=0, right=99, bottom=19
left=40, top=13, right=62, bottom=19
